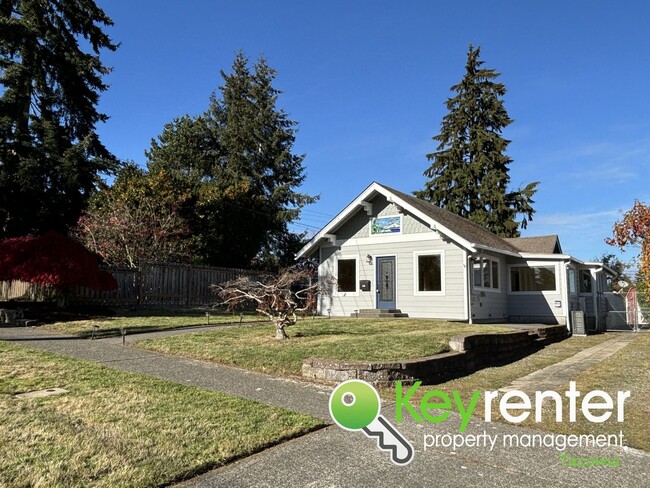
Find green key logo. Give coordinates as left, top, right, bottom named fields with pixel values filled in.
left=329, top=380, right=414, bottom=466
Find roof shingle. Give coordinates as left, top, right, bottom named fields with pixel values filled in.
left=503, top=235, right=562, bottom=254
left=376, top=183, right=521, bottom=254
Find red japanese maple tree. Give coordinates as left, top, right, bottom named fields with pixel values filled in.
left=0, top=231, right=118, bottom=294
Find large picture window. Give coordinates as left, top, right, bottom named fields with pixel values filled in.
left=473, top=257, right=499, bottom=290
left=337, top=258, right=357, bottom=292
left=414, top=252, right=444, bottom=294
left=510, top=265, right=557, bottom=292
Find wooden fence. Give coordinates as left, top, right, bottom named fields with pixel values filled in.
left=1, top=262, right=259, bottom=308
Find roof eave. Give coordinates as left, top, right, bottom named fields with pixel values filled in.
left=296, top=182, right=383, bottom=259
left=472, top=244, right=521, bottom=257
left=296, top=182, right=480, bottom=258
left=519, top=253, right=573, bottom=260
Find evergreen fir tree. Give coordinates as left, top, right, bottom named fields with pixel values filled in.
left=415, top=45, right=538, bottom=237
left=0, top=0, right=118, bottom=239
left=145, top=52, right=316, bottom=268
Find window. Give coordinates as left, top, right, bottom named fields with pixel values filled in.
left=414, top=251, right=444, bottom=294
left=337, top=258, right=357, bottom=292
left=579, top=270, right=592, bottom=293
left=418, top=254, right=441, bottom=292
left=568, top=269, right=577, bottom=294
left=491, top=260, right=499, bottom=289
left=510, top=266, right=557, bottom=292
left=473, top=257, right=499, bottom=290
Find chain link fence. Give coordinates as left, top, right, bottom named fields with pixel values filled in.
left=604, top=289, right=649, bottom=332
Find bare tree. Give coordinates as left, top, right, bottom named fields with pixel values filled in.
left=214, top=268, right=331, bottom=339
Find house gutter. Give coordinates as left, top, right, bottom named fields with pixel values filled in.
left=473, top=244, right=520, bottom=258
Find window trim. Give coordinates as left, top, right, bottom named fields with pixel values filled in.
left=472, top=256, right=501, bottom=293
left=568, top=269, right=577, bottom=294
left=334, top=254, right=359, bottom=296
left=508, top=262, right=559, bottom=294
left=369, top=214, right=403, bottom=236
left=413, top=250, right=445, bottom=296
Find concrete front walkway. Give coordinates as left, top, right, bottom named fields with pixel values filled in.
left=500, top=333, right=639, bottom=393
left=0, top=326, right=647, bottom=488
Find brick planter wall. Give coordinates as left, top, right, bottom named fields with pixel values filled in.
left=302, top=325, right=568, bottom=385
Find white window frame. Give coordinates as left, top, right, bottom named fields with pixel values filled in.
left=369, top=214, right=403, bottom=236
left=568, top=269, right=577, bottom=294
left=472, top=256, right=501, bottom=293
left=413, top=250, right=445, bottom=296
left=334, top=254, right=359, bottom=296
left=508, top=262, right=559, bottom=295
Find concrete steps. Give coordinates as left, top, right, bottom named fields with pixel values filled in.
left=351, top=309, right=409, bottom=318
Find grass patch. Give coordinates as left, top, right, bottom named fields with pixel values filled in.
left=402, top=332, right=649, bottom=451
left=134, top=318, right=511, bottom=376
left=517, top=331, right=650, bottom=451
left=42, top=309, right=263, bottom=338
left=0, top=341, right=324, bottom=488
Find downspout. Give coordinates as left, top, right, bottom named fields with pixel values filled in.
left=564, top=261, right=571, bottom=333
left=465, top=250, right=473, bottom=324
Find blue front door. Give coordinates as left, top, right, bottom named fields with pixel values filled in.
left=376, top=256, right=396, bottom=309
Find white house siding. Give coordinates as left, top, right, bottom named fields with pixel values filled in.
left=506, top=257, right=568, bottom=325
left=470, top=251, right=509, bottom=323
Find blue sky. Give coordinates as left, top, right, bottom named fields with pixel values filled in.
left=95, top=0, right=649, bottom=269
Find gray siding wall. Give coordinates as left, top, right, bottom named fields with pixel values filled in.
left=470, top=251, right=508, bottom=322
left=506, top=258, right=568, bottom=325
left=318, top=195, right=467, bottom=319
left=319, top=238, right=466, bottom=319
left=336, top=195, right=431, bottom=240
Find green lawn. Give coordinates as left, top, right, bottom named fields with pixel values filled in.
left=133, top=318, right=512, bottom=376
left=524, top=331, right=650, bottom=451
left=402, top=332, right=650, bottom=451
left=42, top=309, right=263, bottom=338
left=0, top=341, right=324, bottom=488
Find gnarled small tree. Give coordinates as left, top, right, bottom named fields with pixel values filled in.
left=215, top=267, right=330, bottom=339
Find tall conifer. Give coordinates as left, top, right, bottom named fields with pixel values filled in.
left=0, top=0, right=118, bottom=238
left=416, top=45, right=537, bottom=237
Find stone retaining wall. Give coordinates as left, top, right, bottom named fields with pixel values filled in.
left=302, top=325, right=568, bottom=385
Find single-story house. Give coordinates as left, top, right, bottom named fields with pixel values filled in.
left=296, top=182, right=615, bottom=332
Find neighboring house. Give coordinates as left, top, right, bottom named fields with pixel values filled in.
left=297, top=182, right=615, bottom=332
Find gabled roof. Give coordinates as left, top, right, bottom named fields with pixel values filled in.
left=297, top=182, right=524, bottom=258
left=503, top=235, right=563, bottom=254
left=375, top=184, right=521, bottom=254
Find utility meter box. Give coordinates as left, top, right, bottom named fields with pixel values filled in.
left=572, top=311, right=586, bottom=335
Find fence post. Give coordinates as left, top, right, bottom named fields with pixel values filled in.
left=186, top=264, right=192, bottom=307
left=138, top=263, right=145, bottom=307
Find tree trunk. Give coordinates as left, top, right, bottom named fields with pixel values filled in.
left=275, top=325, right=289, bottom=340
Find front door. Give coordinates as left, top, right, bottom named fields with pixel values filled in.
left=376, top=256, right=396, bottom=309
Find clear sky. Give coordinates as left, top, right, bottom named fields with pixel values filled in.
left=94, top=0, right=649, bottom=269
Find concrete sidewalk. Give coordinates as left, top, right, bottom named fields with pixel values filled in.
left=500, top=333, right=639, bottom=393
left=0, top=326, right=331, bottom=419
left=1, top=326, right=647, bottom=487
